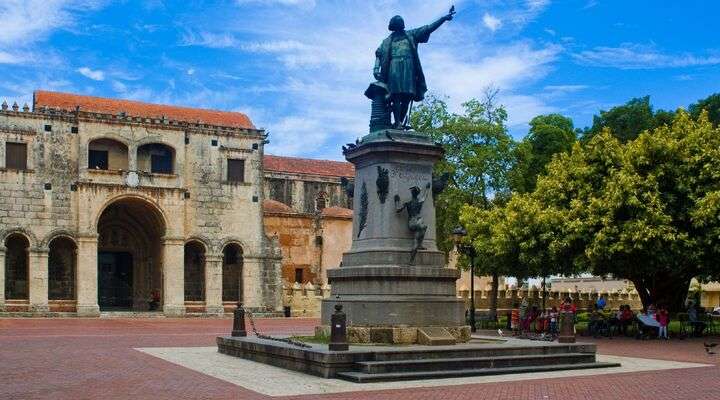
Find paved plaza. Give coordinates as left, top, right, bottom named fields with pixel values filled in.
left=1, top=317, right=719, bottom=399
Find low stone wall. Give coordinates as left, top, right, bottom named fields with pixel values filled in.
left=458, top=288, right=643, bottom=313
left=281, top=282, right=331, bottom=317
left=282, top=284, right=644, bottom=318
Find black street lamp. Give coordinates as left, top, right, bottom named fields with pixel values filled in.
left=453, top=226, right=477, bottom=333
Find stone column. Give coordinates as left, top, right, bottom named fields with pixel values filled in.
left=205, top=254, right=223, bottom=315
left=0, top=245, right=5, bottom=311
left=28, top=249, right=49, bottom=313
left=76, top=235, right=100, bottom=316
left=242, top=256, right=261, bottom=310
left=162, top=237, right=185, bottom=317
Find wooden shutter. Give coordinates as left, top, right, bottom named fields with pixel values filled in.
left=5, top=142, right=27, bottom=170
left=227, top=159, right=245, bottom=182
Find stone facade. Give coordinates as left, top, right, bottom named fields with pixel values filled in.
left=262, top=156, right=354, bottom=286
left=0, top=91, right=282, bottom=316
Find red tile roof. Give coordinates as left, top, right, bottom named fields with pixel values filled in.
left=321, top=206, right=353, bottom=219
left=33, top=90, right=255, bottom=129
left=263, top=199, right=295, bottom=214
left=263, top=155, right=354, bottom=178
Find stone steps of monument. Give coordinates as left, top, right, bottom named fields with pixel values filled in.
left=370, top=344, right=591, bottom=361
left=336, top=361, right=621, bottom=383
left=357, top=353, right=596, bottom=374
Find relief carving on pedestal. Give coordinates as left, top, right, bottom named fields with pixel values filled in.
left=358, top=182, right=368, bottom=238
left=376, top=166, right=389, bottom=203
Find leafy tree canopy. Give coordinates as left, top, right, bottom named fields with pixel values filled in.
left=582, top=96, right=675, bottom=143
left=530, top=110, right=720, bottom=311
left=411, top=91, right=515, bottom=255
left=689, top=93, right=720, bottom=126
left=509, top=113, right=576, bottom=193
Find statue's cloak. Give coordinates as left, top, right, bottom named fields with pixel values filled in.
left=376, top=24, right=433, bottom=102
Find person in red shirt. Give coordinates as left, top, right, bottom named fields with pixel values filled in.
left=656, top=305, right=670, bottom=339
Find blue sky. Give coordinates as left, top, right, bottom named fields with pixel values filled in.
left=1, top=0, right=719, bottom=160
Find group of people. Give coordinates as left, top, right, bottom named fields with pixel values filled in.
left=501, top=294, right=715, bottom=339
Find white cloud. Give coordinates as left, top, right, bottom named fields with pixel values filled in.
left=482, top=13, right=502, bottom=32
left=187, top=68, right=195, bottom=75
left=77, top=66, right=105, bottom=81
left=235, top=0, right=316, bottom=6
left=573, top=43, right=720, bottom=69
left=543, top=84, right=588, bottom=93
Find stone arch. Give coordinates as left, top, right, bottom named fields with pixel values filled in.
left=218, top=237, right=247, bottom=256
left=184, top=240, right=206, bottom=302
left=136, top=142, right=176, bottom=174
left=96, top=196, right=167, bottom=311
left=94, top=194, right=168, bottom=234
left=315, top=191, right=328, bottom=211
left=47, top=236, right=77, bottom=301
left=221, top=242, right=244, bottom=303
left=185, top=235, right=212, bottom=254
left=4, top=232, right=30, bottom=300
left=0, top=227, right=38, bottom=249
left=87, top=137, right=129, bottom=171
left=40, top=229, right=77, bottom=250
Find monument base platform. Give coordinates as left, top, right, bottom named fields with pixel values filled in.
left=216, top=335, right=620, bottom=382
left=314, top=325, right=470, bottom=345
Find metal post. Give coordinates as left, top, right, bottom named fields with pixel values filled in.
left=232, top=302, right=247, bottom=337
left=329, top=304, right=349, bottom=351
left=469, top=248, right=476, bottom=333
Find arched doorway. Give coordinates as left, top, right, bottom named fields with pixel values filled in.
left=97, top=197, right=165, bottom=311
left=184, top=241, right=205, bottom=302
left=222, top=243, right=243, bottom=305
left=48, top=237, right=76, bottom=301
left=4, top=233, right=29, bottom=300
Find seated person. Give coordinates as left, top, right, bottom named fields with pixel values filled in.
left=589, top=305, right=605, bottom=338
left=636, top=307, right=661, bottom=339
left=619, top=305, right=635, bottom=336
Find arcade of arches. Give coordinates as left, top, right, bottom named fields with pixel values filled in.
left=1, top=197, right=245, bottom=315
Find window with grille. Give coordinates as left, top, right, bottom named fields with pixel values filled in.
left=5, top=142, right=27, bottom=170
left=227, top=159, right=245, bottom=182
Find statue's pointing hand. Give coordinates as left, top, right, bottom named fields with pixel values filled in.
left=447, top=5, right=456, bottom=21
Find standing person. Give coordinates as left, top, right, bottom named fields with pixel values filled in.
left=549, top=306, right=559, bottom=334
left=519, top=297, right=529, bottom=332
left=511, top=302, right=520, bottom=335
left=620, top=305, right=635, bottom=336
left=688, top=301, right=707, bottom=337
left=656, top=305, right=670, bottom=340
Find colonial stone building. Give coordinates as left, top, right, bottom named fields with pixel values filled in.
left=0, top=91, right=282, bottom=316
left=262, top=155, right=353, bottom=286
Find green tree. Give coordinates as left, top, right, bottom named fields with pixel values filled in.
left=582, top=96, right=675, bottom=143
left=411, top=91, right=514, bottom=320
left=689, top=93, right=720, bottom=126
left=534, top=111, right=720, bottom=312
left=411, top=92, right=515, bottom=253
left=509, top=114, right=576, bottom=193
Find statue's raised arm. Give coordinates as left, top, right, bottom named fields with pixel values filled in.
left=369, top=6, right=456, bottom=130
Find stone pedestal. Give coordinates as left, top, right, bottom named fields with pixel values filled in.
left=321, top=130, right=466, bottom=343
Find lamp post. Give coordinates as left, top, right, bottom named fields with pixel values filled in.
left=453, top=226, right=476, bottom=333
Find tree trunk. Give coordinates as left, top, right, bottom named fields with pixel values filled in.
left=488, top=271, right=499, bottom=321
left=631, top=274, right=691, bottom=314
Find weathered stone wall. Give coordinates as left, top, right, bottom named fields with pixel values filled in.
left=263, top=211, right=352, bottom=285
left=263, top=171, right=351, bottom=214
left=0, top=105, right=280, bottom=315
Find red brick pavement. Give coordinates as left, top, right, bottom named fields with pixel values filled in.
left=1, top=317, right=719, bottom=400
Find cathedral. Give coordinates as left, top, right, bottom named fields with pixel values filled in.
left=0, top=91, right=352, bottom=317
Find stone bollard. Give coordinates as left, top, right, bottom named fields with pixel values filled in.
left=231, top=302, right=247, bottom=337
left=558, top=311, right=575, bottom=343
left=329, top=304, right=349, bottom=351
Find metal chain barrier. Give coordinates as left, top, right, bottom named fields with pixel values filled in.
left=242, top=306, right=312, bottom=348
